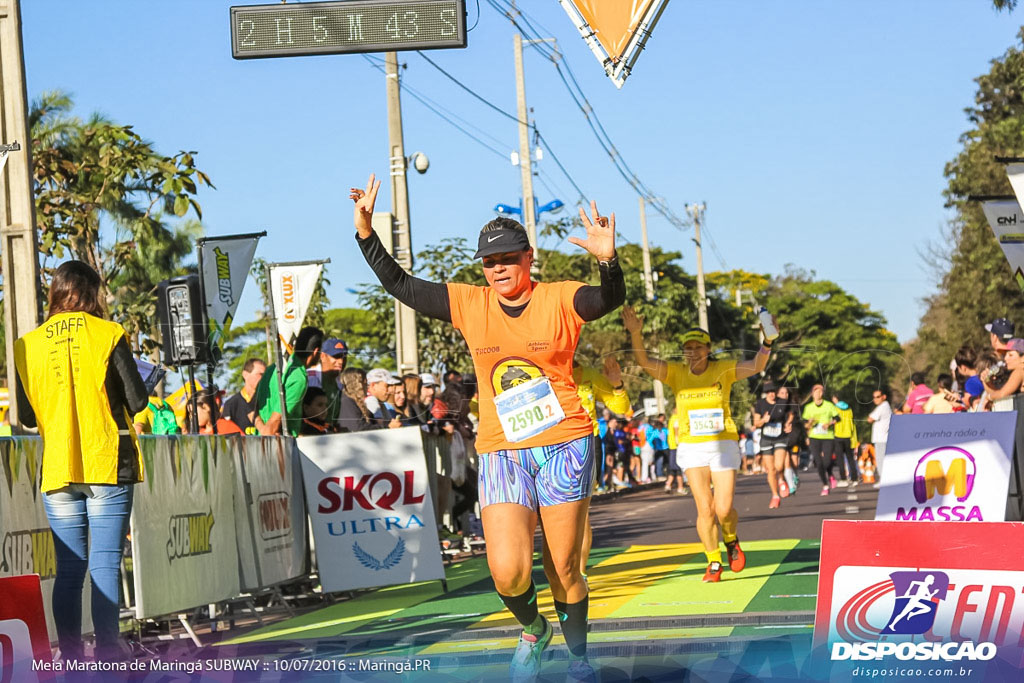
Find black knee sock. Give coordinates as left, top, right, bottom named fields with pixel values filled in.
left=498, top=581, right=542, bottom=632
left=554, top=595, right=589, bottom=658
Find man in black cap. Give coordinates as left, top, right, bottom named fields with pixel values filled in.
left=308, top=338, right=348, bottom=424
left=986, top=318, right=1015, bottom=359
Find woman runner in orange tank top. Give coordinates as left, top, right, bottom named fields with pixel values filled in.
left=351, top=174, right=624, bottom=683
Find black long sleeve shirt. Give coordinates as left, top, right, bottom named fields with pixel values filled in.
left=356, top=230, right=626, bottom=321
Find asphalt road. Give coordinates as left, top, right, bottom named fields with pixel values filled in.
left=589, top=471, right=879, bottom=547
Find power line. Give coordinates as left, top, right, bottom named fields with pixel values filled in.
left=485, top=0, right=729, bottom=269
left=361, top=55, right=508, bottom=161
left=415, top=50, right=589, bottom=203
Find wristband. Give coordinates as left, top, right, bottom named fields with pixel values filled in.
left=611, top=383, right=625, bottom=391
left=758, top=345, right=771, bottom=356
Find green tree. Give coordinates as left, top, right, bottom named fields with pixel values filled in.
left=908, top=29, right=1024, bottom=384
left=31, top=90, right=213, bottom=335
left=759, top=268, right=904, bottom=438
left=994, top=0, right=1017, bottom=11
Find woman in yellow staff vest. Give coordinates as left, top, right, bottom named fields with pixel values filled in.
left=14, top=261, right=148, bottom=661
left=623, top=305, right=775, bottom=583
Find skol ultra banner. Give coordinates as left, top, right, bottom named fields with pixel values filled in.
left=874, top=412, right=1015, bottom=523
left=0, top=438, right=92, bottom=642
left=269, top=262, right=323, bottom=350
left=131, top=437, right=240, bottom=618
left=198, top=233, right=262, bottom=348
left=298, top=428, right=445, bottom=593
left=233, top=437, right=308, bottom=591
left=981, top=199, right=1024, bottom=292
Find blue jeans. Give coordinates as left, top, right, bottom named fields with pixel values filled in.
left=43, top=483, right=133, bottom=659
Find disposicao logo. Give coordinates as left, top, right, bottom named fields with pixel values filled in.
left=896, top=446, right=982, bottom=521
left=831, top=570, right=996, bottom=662
left=881, top=571, right=948, bottom=635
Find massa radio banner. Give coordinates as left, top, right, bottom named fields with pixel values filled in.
left=874, top=412, right=1015, bottom=523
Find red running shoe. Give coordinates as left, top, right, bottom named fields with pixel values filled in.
left=726, top=540, right=746, bottom=573
left=769, top=496, right=781, bottom=509
left=703, top=561, right=723, bottom=582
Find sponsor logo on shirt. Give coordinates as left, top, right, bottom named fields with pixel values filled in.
left=490, top=357, right=545, bottom=394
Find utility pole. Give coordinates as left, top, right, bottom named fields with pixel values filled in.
left=385, top=51, right=419, bottom=376
left=513, top=33, right=538, bottom=270
left=0, top=0, right=41, bottom=427
left=687, top=202, right=709, bottom=331
left=638, top=197, right=665, bottom=415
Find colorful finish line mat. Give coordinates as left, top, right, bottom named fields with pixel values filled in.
left=217, top=540, right=821, bottom=676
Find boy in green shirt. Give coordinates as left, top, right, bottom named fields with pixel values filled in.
left=256, top=326, right=323, bottom=437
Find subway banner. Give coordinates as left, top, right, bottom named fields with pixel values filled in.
left=198, top=232, right=263, bottom=348
left=0, top=438, right=93, bottom=641
left=297, top=428, right=445, bottom=593
left=815, top=521, right=1024, bottom=677
left=131, top=437, right=240, bottom=619
left=233, top=437, right=308, bottom=590
left=874, top=412, right=1016, bottom=522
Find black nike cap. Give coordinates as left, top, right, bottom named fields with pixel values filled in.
left=474, top=226, right=532, bottom=259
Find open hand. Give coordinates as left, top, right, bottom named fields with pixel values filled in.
left=350, top=173, right=382, bottom=238
left=603, top=354, right=623, bottom=386
left=622, top=305, right=643, bottom=334
left=568, top=200, right=616, bottom=261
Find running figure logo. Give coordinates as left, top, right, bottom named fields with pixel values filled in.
left=881, top=571, right=950, bottom=635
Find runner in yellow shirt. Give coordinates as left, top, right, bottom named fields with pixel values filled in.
left=573, top=355, right=630, bottom=577
left=624, top=305, right=776, bottom=583
left=666, top=409, right=689, bottom=495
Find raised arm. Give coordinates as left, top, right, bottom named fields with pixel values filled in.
left=590, top=355, right=631, bottom=414
left=983, top=365, right=1024, bottom=401
left=735, top=313, right=779, bottom=380
left=569, top=201, right=626, bottom=321
left=622, top=305, right=668, bottom=383
left=351, top=174, right=451, bottom=322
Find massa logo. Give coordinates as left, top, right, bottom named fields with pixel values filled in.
left=491, top=357, right=544, bottom=394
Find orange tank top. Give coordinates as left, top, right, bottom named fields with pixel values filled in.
left=447, top=281, right=594, bottom=453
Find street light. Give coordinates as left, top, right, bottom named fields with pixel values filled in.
left=493, top=197, right=564, bottom=224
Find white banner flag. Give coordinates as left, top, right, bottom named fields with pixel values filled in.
left=269, top=263, right=322, bottom=350
left=981, top=199, right=1024, bottom=291
left=199, top=233, right=262, bottom=347
left=1006, top=162, right=1024, bottom=213
left=298, top=429, right=445, bottom=593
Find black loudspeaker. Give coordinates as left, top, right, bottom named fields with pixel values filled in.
left=156, top=275, right=215, bottom=366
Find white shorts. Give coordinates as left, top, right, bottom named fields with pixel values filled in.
left=676, top=440, right=741, bottom=472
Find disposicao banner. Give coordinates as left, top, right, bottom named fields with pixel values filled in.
left=269, top=262, right=322, bottom=350
left=199, top=233, right=262, bottom=348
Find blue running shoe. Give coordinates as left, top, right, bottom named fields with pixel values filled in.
left=509, top=616, right=552, bottom=683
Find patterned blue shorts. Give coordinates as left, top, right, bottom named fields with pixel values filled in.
left=478, top=434, right=595, bottom=511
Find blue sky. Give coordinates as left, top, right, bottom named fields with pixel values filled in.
left=20, top=1, right=1024, bottom=343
